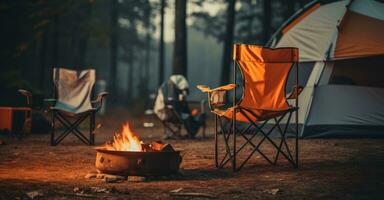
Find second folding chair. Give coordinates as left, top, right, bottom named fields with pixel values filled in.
left=198, top=44, right=301, bottom=171
left=47, top=68, right=107, bottom=146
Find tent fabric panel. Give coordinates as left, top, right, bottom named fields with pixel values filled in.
left=282, top=3, right=321, bottom=34
left=276, top=0, right=348, bottom=62
left=285, top=61, right=316, bottom=92
left=303, top=125, right=384, bottom=138
left=334, top=11, right=384, bottom=59
left=349, top=0, right=384, bottom=20
left=288, top=61, right=325, bottom=125
left=329, top=56, right=384, bottom=88
left=306, top=85, right=384, bottom=126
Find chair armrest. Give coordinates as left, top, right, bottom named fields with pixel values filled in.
left=197, top=84, right=236, bottom=93
left=92, top=92, right=108, bottom=109
left=44, top=98, right=57, bottom=103
left=287, top=85, right=304, bottom=99
left=43, top=98, right=57, bottom=110
left=197, top=84, right=236, bottom=110
left=18, top=89, right=32, bottom=106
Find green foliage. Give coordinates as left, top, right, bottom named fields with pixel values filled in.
left=191, top=0, right=313, bottom=44
left=0, top=70, right=40, bottom=93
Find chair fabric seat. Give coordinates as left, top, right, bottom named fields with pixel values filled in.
left=212, top=106, right=296, bottom=122
left=51, top=106, right=97, bottom=118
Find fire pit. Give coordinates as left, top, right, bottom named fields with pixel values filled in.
left=95, top=123, right=182, bottom=176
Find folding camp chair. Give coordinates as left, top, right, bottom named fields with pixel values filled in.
left=47, top=68, right=107, bottom=146
left=198, top=44, right=300, bottom=171
left=154, top=75, right=206, bottom=138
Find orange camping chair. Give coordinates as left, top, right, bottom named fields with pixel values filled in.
left=198, top=44, right=301, bottom=171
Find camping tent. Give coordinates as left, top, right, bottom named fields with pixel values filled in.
left=268, top=0, right=384, bottom=137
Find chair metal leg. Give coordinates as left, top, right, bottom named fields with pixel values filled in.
left=232, top=108, right=237, bottom=172
left=51, top=112, right=94, bottom=146
left=55, top=113, right=89, bottom=145
left=295, top=108, right=299, bottom=168
left=215, top=117, right=233, bottom=169
left=273, top=113, right=293, bottom=165
left=214, top=115, right=219, bottom=168
left=202, top=122, right=206, bottom=138
left=90, top=112, right=95, bottom=145
left=50, top=111, right=56, bottom=146
left=214, top=109, right=299, bottom=172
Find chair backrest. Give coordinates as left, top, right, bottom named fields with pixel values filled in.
left=154, top=75, right=190, bottom=121
left=233, top=44, right=298, bottom=111
left=53, top=68, right=95, bottom=113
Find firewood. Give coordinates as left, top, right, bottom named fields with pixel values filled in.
left=160, top=144, right=175, bottom=152
left=150, top=141, right=164, bottom=151
left=141, top=143, right=151, bottom=152
left=103, top=174, right=126, bottom=183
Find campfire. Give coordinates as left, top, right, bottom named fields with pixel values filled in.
left=95, top=123, right=181, bottom=177
left=103, top=123, right=143, bottom=152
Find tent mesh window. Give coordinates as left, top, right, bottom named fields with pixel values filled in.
left=329, top=56, right=384, bottom=88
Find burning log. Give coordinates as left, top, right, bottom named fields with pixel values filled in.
left=149, top=141, right=175, bottom=152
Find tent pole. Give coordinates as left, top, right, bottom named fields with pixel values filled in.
left=232, top=58, right=237, bottom=172
left=295, top=60, right=299, bottom=168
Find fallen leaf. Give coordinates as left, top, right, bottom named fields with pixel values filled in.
left=90, top=187, right=110, bottom=193
left=84, top=172, right=97, bottom=179
left=73, top=187, right=81, bottom=193
left=96, top=123, right=102, bottom=129
left=170, top=188, right=183, bottom=193
left=26, top=190, right=43, bottom=199
left=264, top=188, right=280, bottom=195
left=170, top=192, right=217, bottom=199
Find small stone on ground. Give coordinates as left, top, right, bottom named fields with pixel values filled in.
left=128, top=176, right=146, bottom=182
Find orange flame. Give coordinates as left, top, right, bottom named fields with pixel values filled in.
left=104, top=123, right=143, bottom=152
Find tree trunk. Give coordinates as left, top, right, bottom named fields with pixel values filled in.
left=127, top=59, right=134, bottom=103
left=39, top=31, right=48, bottom=91
left=172, top=0, right=187, bottom=77
left=52, top=14, right=59, bottom=68
left=51, top=14, right=60, bottom=97
left=77, top=2, right=93, bottom=69
left=78, top=34, right=88, bottom=68
left=262, top=0, right=272, bottom=44
left=143, top=5, right=151, bottom=98
left=284, top=0, right=295, bottom=20
left=158, top=0, right=165, bottom=85
left=220, top=0, right=236, bottom=85
left=109, top=0, right=118, bottom=98
left=144, top=29, right=150, bottom=95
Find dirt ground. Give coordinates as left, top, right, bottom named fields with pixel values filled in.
left=0, top=113, right=384, bottom=200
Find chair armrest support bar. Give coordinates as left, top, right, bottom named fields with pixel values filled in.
left=197, top=84, right=236, bottom=93
left=197, top=84, right=236, bottom=111
left=92, top=92, right=108, bottom=110
left=18, top=89, right=32, bottom=106
left=287, top=85, right=304, bottom=100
